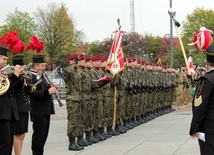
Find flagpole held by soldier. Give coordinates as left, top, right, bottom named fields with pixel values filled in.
left=106, top=18, right=125, bottom=128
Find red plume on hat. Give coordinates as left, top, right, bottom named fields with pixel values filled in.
left=0, top=30, right=25, bottom=55
left=25, top=35, right=44, bottom=54
left=188, top=27, right=213, bottom=51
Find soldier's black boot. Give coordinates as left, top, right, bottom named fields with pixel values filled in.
left=107, top=126, right=119, bottom=136
left=77, top=135, right=90, bottom=146
left=85, top=131, right=99, bottom=144
left=123, top=119, right=133, bottom=129
left=96, top=128, right=107, bottom=141
left=141, top=114, right=148, bottom=123
left=154, top=110, right=159, bottom=117
left=106, top=126, right=113, bottom=137
left=115, top=124, right=127, bottom=134
left=132, top=117, right=140, bottom=126
left=144, top=113, right=151, bottom=122
left=156, top=108, right=162, bottom=116
left=93, top=130, right=103, bottom=141
left=68, top=136, right=83, bottom=151
left=128, top=119, right=136, bottom=127
left=121, top=121, right=129, bottom=131
left=99, top=127, right=109, bottom=139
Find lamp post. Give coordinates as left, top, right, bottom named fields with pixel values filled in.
left=169, top=0, right=174, bottom=68
left=149, top=53, right=154, bottom=62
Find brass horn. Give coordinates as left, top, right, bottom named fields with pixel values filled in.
left=0, top=65, right=10, bottom=96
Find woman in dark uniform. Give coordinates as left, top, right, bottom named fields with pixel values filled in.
left=12, top=56, right=31, bottom=155
left=190, top=45, right=214, bottom=155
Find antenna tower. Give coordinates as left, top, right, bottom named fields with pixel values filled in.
left=130, top=0, right=135, bottom=32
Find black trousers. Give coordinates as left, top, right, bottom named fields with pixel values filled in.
left=199, top=134, right=214, bottom=155
left=0, top=119, right=16, bottom=155
left=31, top=115, right=50, bottom=155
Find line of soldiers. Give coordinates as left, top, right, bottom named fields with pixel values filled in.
left=63, top=53, right=176, bottom=151
left=175, top=65, right=206, bottom=108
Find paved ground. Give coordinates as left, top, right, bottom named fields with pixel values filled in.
left=17, top=102, right=200, bottom=155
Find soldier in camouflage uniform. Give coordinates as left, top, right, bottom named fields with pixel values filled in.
left=122, top=58, right=133, bottom=129
left=134, top=59, right=145, bottom=124
left=99, top=56, right=115, bottom=137
left=113, top=70, right=127, bottom=134
left=97, top=56, right=112, bottom=138
left=175, top=67, right=186, bottom=108
left=140, top=61, right=148, bottom=123
left=83, top=56, right=100, bottom=143
left=76, top=55, right=92, bottom=147
left=90, top=56, right=106, bottom=141
left=129, top=58, right=140, bottom=126
left=64, top=54, right=83, bottom=151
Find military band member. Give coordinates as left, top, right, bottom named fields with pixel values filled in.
left=0, top=47, right=24, bottom=155
left=29, top=55, right=56, bottom=155
left=12, top=55, right=31, bottom=155
left=190, top=45, right=214, bottom=155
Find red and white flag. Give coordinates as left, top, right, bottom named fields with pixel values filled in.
left=107, top=30, right=124, bottom=77
left=188, top=55, right=194, bottom=75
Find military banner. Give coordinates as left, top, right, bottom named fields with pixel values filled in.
left=188, top=55, right=194, bottom=75
left=107, top=30, right=124, bottom=77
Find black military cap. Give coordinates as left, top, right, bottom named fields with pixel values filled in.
left=32, top=55, right=45, bottom=63
left=206, top=45, right=214, bottom=63
left=12, top=55, right=25, bottom=66
left=0, top=46, right=9, bottom=57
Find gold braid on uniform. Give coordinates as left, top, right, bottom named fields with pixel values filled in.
left=194, top=78, right=204, bottom=107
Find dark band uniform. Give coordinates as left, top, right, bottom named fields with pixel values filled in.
left=0, top=47, right=23, bottom=155
left=12, top=55, right=31, bottom=135
left=29, top=55, right=55, bottom=155
left=189, top=45, right=214, bottom=155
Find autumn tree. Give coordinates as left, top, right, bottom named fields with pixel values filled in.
left=34, top=3, right=84, bottom=69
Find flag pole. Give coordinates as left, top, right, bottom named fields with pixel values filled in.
left=112, top=18, right=121, bottom=128
left=168, top=9, right=194, bottom=88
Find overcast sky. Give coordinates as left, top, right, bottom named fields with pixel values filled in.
left=0, top=0, right=213, bottom=42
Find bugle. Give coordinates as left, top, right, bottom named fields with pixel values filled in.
left=43, top=72, right=63, bottom=107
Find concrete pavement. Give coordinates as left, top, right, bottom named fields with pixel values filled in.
left=19, top=102, right=200, bottom=155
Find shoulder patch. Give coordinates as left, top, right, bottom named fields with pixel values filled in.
left=194, top=78, right=205, bottom=107
left=194, top=95, right=202, bottom=107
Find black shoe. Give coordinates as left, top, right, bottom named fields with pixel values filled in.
left=115, top=126, right=127, bottom=134
left=108, top=128, right=120, bottom=136
left=106, top=131, right=112, bottom=138
left=97, top=132, right=107, bottom=141
left=68, top=143, right=84, bottom=151
left=124, top=122, right=133, bottom=129
left=87, top=135, right=100, bottom=144
left=100, top=131, right=109, bottom=139
left=77, top=138, right=90, bottom=147
left=121, top=125, right=129, bottom=131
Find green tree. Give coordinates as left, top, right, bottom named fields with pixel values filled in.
left=0, top=8, right=37, bottom=64
left=181, top=7, right=214, bottom=66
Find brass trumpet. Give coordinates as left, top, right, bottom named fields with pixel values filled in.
left=1, top=64, right=42, bottom=80
left=0, top=64, right=42, bottom=96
